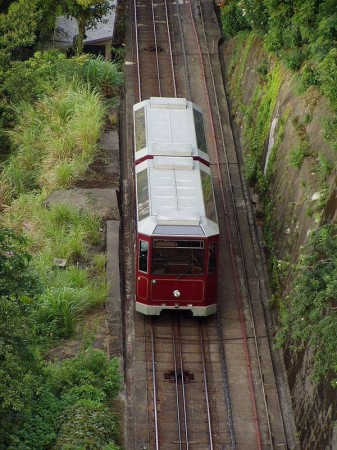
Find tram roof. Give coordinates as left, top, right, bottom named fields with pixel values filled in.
left=135, top=157, right=219, bottom=237
left=133, top=97, right=209, bottom=162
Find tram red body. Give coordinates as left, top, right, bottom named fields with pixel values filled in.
left=133, top=97, right=219, bottom=316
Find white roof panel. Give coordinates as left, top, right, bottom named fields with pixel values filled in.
left=133, top=97, right=209, bottom=162
left=136, top=158, right=219, bottom=237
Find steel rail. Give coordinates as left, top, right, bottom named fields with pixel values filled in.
left=132, top=0, right=142, bottom=102
left=177, top=316, right=190, bottom=449
left=172, top=317, right=183, bottom=450
left=151, top=0, right=162, bottom=96
left=199, top=320, right=214, bottom=450
left=163, top=0, right=177, bottom=97
left=174, top=0, right=192, bottom=100
left=185, top=1, right=263, bottom=448
left=194, top=0, right=275, bottom=446
left=150, top=318, right=160, bottom=449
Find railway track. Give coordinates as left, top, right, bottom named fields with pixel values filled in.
left=123, top=0, right=292, bottom=448
left=147, top=314, right=226, bottom=449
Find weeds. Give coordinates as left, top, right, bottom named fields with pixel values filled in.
left=1, top=84, right=107, bottom=205
left=289, top=144, right=310, bottom=168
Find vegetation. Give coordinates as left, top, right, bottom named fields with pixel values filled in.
left=0, top=227, right=43, bottom=430
left=276, top=225, right=337, bottom=384
left=0, top=1, right=124, bottom=444
left=7, top=348, right=121, bottom=449
left=60, top=0, right=114, bottom=55
left=220, top=1, right=337, bottom=385
left=219, top=1, right=337, bottom=134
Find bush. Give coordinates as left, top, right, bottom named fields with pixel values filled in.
left=54, top=403, right=120, bottom=450
left=319, top=48, right=337, bottom=108
left=315, top=152, right=333, bottom=184
left=220, top=2, right=250, bottom=38
left=244, top=154, right=258, bottom=182
left=83, top=56, right=124, bottom=98
left=7, top=349, right=121, bottom=449
left=283, top=48, right=305, bottom=72
left=289, top=144, right=309, bottom=168
left=276, top=224, right=337, bottom=383
left=2, top=51, right=88, bottom=104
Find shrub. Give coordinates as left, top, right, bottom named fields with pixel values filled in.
left=297, top=65, right=320, bottom=93
left=319, top=48, right=337, bottom=108
left=289, top=144, right=309, bottom=168
left=322, top=116, right=337, bottom=152
left=2, top=51, right=89, bottom=104
left=8, top=350, right=121, bottom=449
left=315, top=152, right=333, bottom=184
left=244, top=154, right=257, bottom=182
left=83, top=56, right=124, bottom=98
left=220, top=2, right=250, bottom=38
left=276, top=224, right=337, bottom=383
left=54, top=403, right=120, bottom=450
left=283, top=48, right=305, bottom=72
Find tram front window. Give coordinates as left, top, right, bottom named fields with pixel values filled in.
left=152, top=240, right=204, bottom=275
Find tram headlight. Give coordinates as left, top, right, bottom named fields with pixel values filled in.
left=173, top=289, right=181, bottom=298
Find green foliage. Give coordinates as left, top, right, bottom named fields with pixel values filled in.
left=54, top=403, right=120, bottom=450
left=8, top=349, right=121, bottom=449
left=0, top=0, right=42, bottom=72
left=84, top=55, right=124, bottom=97
left=0, top=226, right=41, bottom=297
left=0, top=295, right=42, bottom=415
left=0, top=83, right=106, bottom=203
left=315, top=152, right=333, bottom=184
left=2, top=51, right=124, bottom=104
left=256, top=60, right=269, bottom=77
left=319, top=48, right=337, bottom=108
left=243, top=63, right=283, bottom=165
left=220, top=1, right=251, bottom=38
left=276, top=224, right=337, bottom=383
left=0, top=227, right=43, bottom=442
left=289, top=144, right=309, bottom=168
left=239, top=0, right=268, bottom=32
left=244, top=154, right=258, bottom=182
left=282, top=48, right=305, bottom=72
left=2, top=51, right=89, bottom=103
left=60, top=0, right=114, bottom=55
left=47, top=349, right=121, bottom=402
left=322, top=116, right=337, bottom=152
left=1, top=198, right=106, bottom=341
left=219, top=0, right=337, bottom=142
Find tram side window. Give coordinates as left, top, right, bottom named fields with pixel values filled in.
left=208, top=243, right=217, bottom=274
left=139, top=240, right=149, bottom=273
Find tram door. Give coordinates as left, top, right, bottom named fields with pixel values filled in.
left=137, top=239, right=149, bottom=300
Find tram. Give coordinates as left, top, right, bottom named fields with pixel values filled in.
left=133, top=97, right=219, bottom=316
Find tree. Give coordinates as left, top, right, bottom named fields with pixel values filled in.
left=59, top=0, right=114, bottom=55
left=0, top=226, right=41, bottom=297
left=0, top=227, right=42, bottom=443
left=0, top=0, right=42, bottom=73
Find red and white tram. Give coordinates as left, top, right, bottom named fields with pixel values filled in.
left=133, top=97, right=219, bottom=316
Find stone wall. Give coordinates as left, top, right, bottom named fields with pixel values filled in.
left=222, top=34, right=337, bottom=448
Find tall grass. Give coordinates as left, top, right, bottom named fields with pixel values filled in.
left=2, top=196, right=106, bottom=341
left=34, top=282, right=107, bottom=339
left=84, top=56, right=124, bottom=97
left=0, top=83, right=107, bottom=205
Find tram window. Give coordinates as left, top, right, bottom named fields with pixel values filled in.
left=135, top=107, right=146, bottom=151
left=139, top=240, right=149, bottom=273
left=201, top=171, right=218, bottom=224
left=208, top=243, right=217, bottom=274
left=193, top=108, right=208, bottom=154
left=152, top=240, right=204, bottom=275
